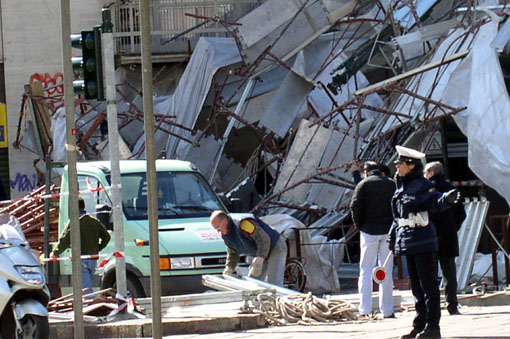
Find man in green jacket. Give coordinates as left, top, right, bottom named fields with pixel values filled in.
left=50, top=197, right=111, bottom=294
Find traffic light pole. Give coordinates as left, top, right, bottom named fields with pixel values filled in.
left=140, top=0, right=163, bottom=337
left=101, top=9, right=127, bottom=302
left=60, top=0, right=84, bottom=338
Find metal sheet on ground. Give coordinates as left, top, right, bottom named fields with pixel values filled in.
left=455, top=200, right=490, bottom=291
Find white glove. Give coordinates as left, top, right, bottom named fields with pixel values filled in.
left=248, top=256, right=264, bottom=277
left=223, top=266, right=235, bottom=275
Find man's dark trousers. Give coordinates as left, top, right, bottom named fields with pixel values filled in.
left=439, top=255, right=458, bottom=312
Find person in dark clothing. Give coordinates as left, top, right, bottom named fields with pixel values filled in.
left=350, top=161, right=396, bottom=318
left=389, top=146, right=460, bottom=339
left=351, top=161, right=391, bottom=185
left=50, top=197, right=111, bottom=293
left=378, top=164, right=392, bottom=177
left=424, top=161, right=466, bottom=315
left=210, top=210, right=287, bottom=286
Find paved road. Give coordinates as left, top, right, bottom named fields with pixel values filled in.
left=168, top=305, right=510, bottom=339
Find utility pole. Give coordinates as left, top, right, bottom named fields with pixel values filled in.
left=101, top=8, right=127, bottom=301
left=140, top=1, right=162, bottom=337
left=60, top=0, right=84, bottom=338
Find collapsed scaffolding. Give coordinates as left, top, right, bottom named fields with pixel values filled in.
left=13, top=0, right=510, bottom=290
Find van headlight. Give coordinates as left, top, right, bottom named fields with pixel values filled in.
left=15, top=266, right=45, bottom=285
left=159, top=257, right=195, bottom=270
left=171, top=257, right=194, bottom=269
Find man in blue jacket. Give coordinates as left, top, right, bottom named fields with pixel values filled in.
left=210, top=210, right=287, bottom=286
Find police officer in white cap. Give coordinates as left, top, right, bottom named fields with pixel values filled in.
left=389, top=146, right=460, bottom=339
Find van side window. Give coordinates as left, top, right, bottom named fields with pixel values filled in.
left=120, top=175, right=145, bottom=219
left=77, top=175, right=111, bottom=217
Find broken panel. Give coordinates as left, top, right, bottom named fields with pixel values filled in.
left=273, top=119, right=332, bottom=203
left=184, top=135, right=223, bottom=180
left=307, top=130, right=357, bottom=209
left=237, top=0, right=354, bottom=71
left=259, top=64, right=315, bottom=138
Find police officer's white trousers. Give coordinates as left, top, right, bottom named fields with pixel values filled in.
left=358, top=231, right=394, bottom=316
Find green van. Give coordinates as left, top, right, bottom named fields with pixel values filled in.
left=55, top=160, right=232, bottom=298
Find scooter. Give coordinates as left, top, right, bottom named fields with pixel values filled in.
left=0, top=214, right=50, bottom=339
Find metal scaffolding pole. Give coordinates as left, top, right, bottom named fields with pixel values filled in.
left=102, top=8, right=127, bottom=300
left=60, top=0, right=83, bottom=338
left=140, top=1, right=162, bottom=338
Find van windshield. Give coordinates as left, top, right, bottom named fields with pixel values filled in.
left=121, top=171, right=224, bottom=220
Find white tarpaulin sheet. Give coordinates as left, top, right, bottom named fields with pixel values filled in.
left=442, top=21, right=510, bottom=206
left=131, top=37, right=242, bottom=160
left=469, top=251, right=509, bottom=285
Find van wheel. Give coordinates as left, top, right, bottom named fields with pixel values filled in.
left=111, top=275, right=146, bottom=299
left=127, top=275, right=146, bottom=299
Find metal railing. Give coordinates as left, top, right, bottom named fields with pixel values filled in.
left=109, top=0, right=264, bottom=56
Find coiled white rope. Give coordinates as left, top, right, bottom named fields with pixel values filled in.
left=254, top=292, right=358, bottom=325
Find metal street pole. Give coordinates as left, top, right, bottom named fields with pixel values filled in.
left=60, top=0, right=84, bottom=338
left=140, top=1, right=162, bottom=337
left=43, top=154, right=51, bottom=261
left=101, top=8, right=127, bottom=301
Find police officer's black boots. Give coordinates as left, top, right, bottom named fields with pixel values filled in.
left=416, top=327, right=441, bottom=338
left=400, top=328, right=422, bottom=339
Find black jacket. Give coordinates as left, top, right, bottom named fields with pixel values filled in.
left=429, top=174, right=466, bottom=258
left=389, top=171, right=450, bottom=256
left=350, top=170, right=395, bottom=235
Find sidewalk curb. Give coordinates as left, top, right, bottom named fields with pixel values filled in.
left=50, top=314, right=266, bottom=338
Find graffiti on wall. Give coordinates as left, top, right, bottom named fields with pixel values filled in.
left=10, top=172, right=38, bottom=193
left=29, top=72, right=64, bottom=96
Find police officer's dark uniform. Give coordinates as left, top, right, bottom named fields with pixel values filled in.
left=389, top=146, right=459, bottom=339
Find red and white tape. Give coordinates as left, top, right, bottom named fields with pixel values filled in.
left=42, top=251, right=124, bottom=266
left=98, top=251, right=125, bottom=268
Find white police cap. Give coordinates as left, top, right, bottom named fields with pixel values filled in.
left=395, top=145, right=425, bottom=163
